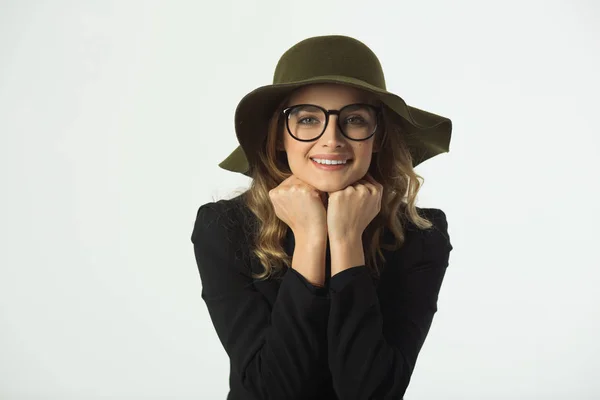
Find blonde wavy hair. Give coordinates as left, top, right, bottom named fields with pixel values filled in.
left=243, top=92, right=434, bottom=281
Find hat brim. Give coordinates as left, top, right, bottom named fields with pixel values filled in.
left=219, top=75, right=452, bottom=177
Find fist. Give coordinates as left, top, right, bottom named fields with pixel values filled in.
left=268, top=175, right=328, bottom=240
left=327, top=173, right=383, bottom=242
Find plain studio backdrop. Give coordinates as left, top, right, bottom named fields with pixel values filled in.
left=1, top=1, right=599, bottom=399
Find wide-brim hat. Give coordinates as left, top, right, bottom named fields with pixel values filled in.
left=219, top=35, right=452, bottom=177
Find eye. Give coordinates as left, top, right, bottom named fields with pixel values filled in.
left=288, top=105, right=324, bottom=126
left=345, top=115, right=368, bottom=125
left=298, top=116, right=320, bottom=125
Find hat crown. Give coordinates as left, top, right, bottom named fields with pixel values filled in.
left=273, top=35, right=386, bottom=90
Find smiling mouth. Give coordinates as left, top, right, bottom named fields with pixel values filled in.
left=309, top=158, right=353, bottom=170
left=310, top=158, right=353, bottom=165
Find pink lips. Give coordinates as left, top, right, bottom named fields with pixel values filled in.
left=310, top=157, right=352, bottom=171
left=310, top=154, right=352, bottom=161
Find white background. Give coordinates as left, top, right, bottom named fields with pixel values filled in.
left=1, top=0, right=599, bottom=399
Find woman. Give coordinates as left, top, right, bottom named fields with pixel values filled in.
left=191, top=35, right=453, bottom=400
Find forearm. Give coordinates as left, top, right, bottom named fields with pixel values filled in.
left=292, top=234, right=327, bottom=287
left=330, top=236, right=365, bottom=277
left=194, top=204, right=331, bottom=399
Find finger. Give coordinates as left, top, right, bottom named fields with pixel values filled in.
left=282, top=175, right=310, bottom=191
left=363, top=173, right=381, bottom=187
left=361, top=175, right=375, bottom=189
left=364, top=182, right=377, bottom=195
left=354, top=180, right=376, bottom=195
left=290, top=175, right=318, bottom=189
left=278, top=174, right=296, bottom=187
left=364, top=174, right=384, bottom=194
left=284, top=175, right=324, bottom=198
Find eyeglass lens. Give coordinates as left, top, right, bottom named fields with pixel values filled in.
left=286, top=104, right=377, bottom=140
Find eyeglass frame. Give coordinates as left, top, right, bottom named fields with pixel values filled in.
left=281, top=103, right=382, bottom=142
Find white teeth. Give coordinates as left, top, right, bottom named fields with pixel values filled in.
left=312, top=158, right=348, bottom=165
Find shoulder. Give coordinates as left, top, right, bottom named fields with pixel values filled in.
left=403, top=206, right=453, bottom=253
left=418, top=207, right=449, bottom=232
left=191, top=193, right=253, bottom=244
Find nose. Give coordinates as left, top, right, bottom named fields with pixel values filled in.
left=320, top=115, right=346, bottom=148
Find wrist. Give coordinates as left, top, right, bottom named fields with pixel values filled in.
left=294, top=229, right=327, bottom=246
left=292, top=236, right=327, bottom=287
left=329, top=237, right=365, bottom=276
left=329, top=234, right=362, bottom=246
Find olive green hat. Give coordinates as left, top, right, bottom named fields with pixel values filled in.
left=219, top=35, right=452, bottom=177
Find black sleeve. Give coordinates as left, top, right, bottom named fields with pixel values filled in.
left=327, top=208, right=453, bottom=399
left=287, top=267, right=329, bottom=297
left=191, top=202, right=331, bottom=400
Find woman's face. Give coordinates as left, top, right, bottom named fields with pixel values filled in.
left=280, top=83, right=377, bottom=193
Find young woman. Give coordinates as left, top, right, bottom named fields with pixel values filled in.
left=191, top=35, right=453, bottom=400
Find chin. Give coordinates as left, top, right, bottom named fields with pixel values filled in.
left=304, top=176, right=356, bottom=193
left=313, top=182, right=346, bottom=193
left=291, top=165, right=366, bottom=193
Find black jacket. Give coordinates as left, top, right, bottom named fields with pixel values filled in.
left=190, top=194, right=453, bottom=400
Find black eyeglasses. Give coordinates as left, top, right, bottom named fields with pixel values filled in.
left=281, top=103, right=381, bottom=142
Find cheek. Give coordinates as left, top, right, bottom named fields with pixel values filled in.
left=353, top=143, right=374, bottom=164
left=283, top=139, right=311, bottom=164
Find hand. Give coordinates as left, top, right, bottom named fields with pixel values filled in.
left=327, top=173, right=383, bottom=243
left=269, top=175, right=328, bottom=241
